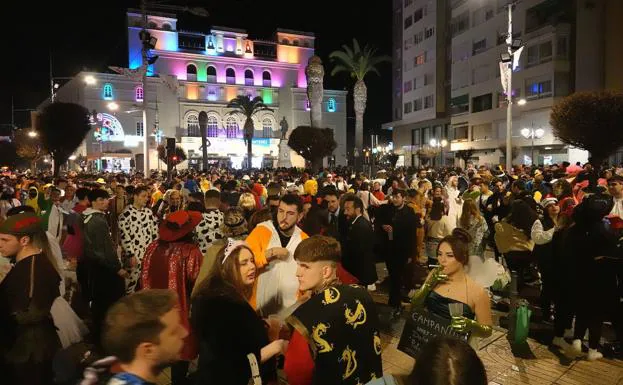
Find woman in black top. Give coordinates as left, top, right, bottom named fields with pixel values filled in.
left=191, top=240, right=287, bottom=385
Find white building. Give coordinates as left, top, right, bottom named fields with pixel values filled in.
left=46, top=10, right=347, bottom=172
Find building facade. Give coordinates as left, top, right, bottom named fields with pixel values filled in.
left=48, top=10, right=347, bottom=172
left=385, top=0, right=452, bottom=168
left=388, top=0, right=622, bottom=168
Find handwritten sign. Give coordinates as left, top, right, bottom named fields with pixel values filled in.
left=398, top=309, right=468, bottom=358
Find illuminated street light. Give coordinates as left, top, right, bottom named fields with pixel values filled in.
left=107, top=102, right=119, bottom=111
left=68, top=155, right=77, bottom=161
left=521, top=126, right=545, bottom=165
left=517, top=98, right=527, bottom=106
left=441, top=139, right=448, bottom=147
left=84, top=75, right=97, bottom=85
left=28, top=131, right=38, bottom=138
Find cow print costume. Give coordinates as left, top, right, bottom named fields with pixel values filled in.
left=119, top=205, right=159, bottom=293
left=194, top=208, right=224, bottom=255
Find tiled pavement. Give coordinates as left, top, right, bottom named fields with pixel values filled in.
left=157, top=262, right=623, bottom=385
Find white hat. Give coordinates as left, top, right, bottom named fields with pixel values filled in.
left=242, top=175, right=250, bottom=180
left=540, top=197, right=558, bottom=209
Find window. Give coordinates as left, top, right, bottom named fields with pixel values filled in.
left=526, top=79, right=552, bottom=99
left=403, top=80, right=412, bottom=92
left=135, top=86, right=143, bottom=102
left=414, top=31, right=424, bottom=45
left=453, top=124, right=469, bottom=141
left=226, top=117, right=238, bottom=138
left=187, top=64, right=197, bottom=81
left=412, top=128, right=421, bottom=145
left=425, top=26, right=435, bottom=39
left=424, top=95, right=434, bottom=109
left=162, top=23, right=172, bottom=31
left=451, top=94, right=469, bottom=115
left=281, top=39, right=289, bottom=45
left=404, top=102, right=412, bottom=114
left=472, top=5, right=494, bottom=27
left=415, top=53, right=426, bottom=66
left=404, top=15, right=413, bottom=29
left=424, top=73, right=433, bottom=86
left=452, top=41, right=470, bottom=62
left=413, top=8, right=423, bottom=23
left=422, top=126, right=431, bottom=143
left=451, top=11, right=470, bottom=37
left=472, top=123, right=493, bottom=141
left=526, top=41, right=553, bottom=67
left=207, top=66, right=217, bottom=83
left=293, top=40, right=299, bottom=46
left=472, top=38, right=487, bottom=55
left=404, top=37, right=413, bottom=50
left=262, top=118, right=273, bottom=138
left=187, top=114, right=199, bottom=136
left=136, top=121, right=144, bottom=137
left=244, top=69, right=254, bottom=86
left=103, top=83, right=113, bottom=100
left=414, top=98, right=423, bottom=111
left=556, top=36, right=568, bottom=58
left=472, top=93, right=493, bottom=113
left=226, top=68, right=236, bottom=84
left=414, top=76, right=422, bottom=89
left=327, top=98, right=336, bottom=112
left=148, top=21, right=157, bottom=29
left=262, top=71, right=272, bottom=87
left=207, top=116, right=218, bottom=137
left=404, top=0, right=413, bottom=7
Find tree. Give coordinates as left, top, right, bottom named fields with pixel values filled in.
left=226, top=96, right=273, bottom=169
left=0, top=141, right=18, bottom=169
left=550, top=91, right=623, bottom=166
left=198, top=111, right=209, bottom=171
left=157, top=144, right=187, bottom=167
left=329, top=39, right=390, bottom=170
left=417, top=146, right=440, bottom=166
left=288, top=126, right=337, bottom=172
left=15, top=129, right=45, bottom=172
left=38, top=102, right=91, bottom=176
left=455, top=148, right=475, bottom=167
left=497, top=145, right=520, bottom=165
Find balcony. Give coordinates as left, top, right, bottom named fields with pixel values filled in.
left=180, top=127, right=280, bottom=139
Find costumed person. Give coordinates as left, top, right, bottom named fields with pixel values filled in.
left=246, top=193, right=308, bottom=316
left=531, top=197, right=559, bottom=323
left=425, top=194, right=452, bottom=266
left=0, top=212, right=61, bottom=385
left=141, top=210, right=203, bottom=385
left=459, top=198, right=488, bottom=259
left=284, top=235, right=383, bottom=385
left=411, top=228, right=493, bottom=343
left=25, top=185, right=41, bottom=215
left=194, top=189, right=225, bottom=256
left=192, top=207, right=249, bottom=297
left=445, top=175, right=463, bottom=230
left=118, top=186, right=159, bottom=294
left=191, top=241, right=286, bottom=385
left=109, top=183, right=129, bottom=248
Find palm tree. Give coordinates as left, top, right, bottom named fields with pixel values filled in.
left=329, top=39, right=390, bottom=170
left=227, top=95, right=273, bottom=169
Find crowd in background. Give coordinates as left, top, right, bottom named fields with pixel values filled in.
left=0, top=160, right=622, bottom=385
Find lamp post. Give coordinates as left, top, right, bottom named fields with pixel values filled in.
left=521, top=127, right=544, bottom=165
left=430, top=138, right=448, bottom=167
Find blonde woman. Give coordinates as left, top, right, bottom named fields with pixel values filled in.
left=459, top=199, right=488, bottom=259
left=238, top=192, right=257, bottom=222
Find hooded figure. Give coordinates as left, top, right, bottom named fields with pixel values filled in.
left=25, top=186, right=40, bottom=215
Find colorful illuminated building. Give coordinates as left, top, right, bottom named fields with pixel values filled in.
left=46, top=10, right=347, bottom=171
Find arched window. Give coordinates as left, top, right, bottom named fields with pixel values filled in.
left=293, top=40, right=299, bottom=46
left=327, top=97, right=336, bottom=112
left=103, top=83, right=113, bottom=100
left=148, top=21, right=157, bottom=29
left=187, top=113, right=199, bottom=137
left=206, top=66, right=217, bottom=83
left=207, top=116, right=218, bottom=137
left=226, top=117, right=238, bottom=138
left=135, top=86, right=144, bottom=102
left=244, top=69, right=254, bottom=86
left=187, top=64, right=197, bottom=81
left=262, top=71, right=272, bottom=87
left=226, top=68, right=236, bottom=84
left=281, top=38, right=289, bottom=45
left=303, top=41, right=310, bottom=48
left=262, top=118, right=273, bottom=138
left=161, top=23, right=172, bottom=31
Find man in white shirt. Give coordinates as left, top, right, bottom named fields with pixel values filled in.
left=608, top=175, right=623, bottom=217
left=47, top=187, right=66, bottom=243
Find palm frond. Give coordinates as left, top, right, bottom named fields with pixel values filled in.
left=352, top=39, right=361, bottom=55
left=330, top=64, right=353, bottom=77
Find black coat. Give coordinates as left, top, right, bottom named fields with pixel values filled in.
left=191, top=287, right=276, bottom=385
left=343, top=216, right=378, bottom=285
left=388, top=205, right=418, bottom=259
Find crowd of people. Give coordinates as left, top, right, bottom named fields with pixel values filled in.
left=0, top=160, right=621, bottom=385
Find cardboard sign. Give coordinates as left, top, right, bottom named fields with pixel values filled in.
left=398, top=309, right=468, bottom=358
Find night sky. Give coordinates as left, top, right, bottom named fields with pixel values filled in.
left=4, top=0, right=393, bottom=145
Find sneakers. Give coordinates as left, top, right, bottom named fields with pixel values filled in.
left=587, top=348, right=603, bottom=361
left=571, top=339, right=583, bottom=355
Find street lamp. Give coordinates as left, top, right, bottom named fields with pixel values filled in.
left=28, top=130, right=38, bottom=138
left=430, top=138, right=448, bottom=167
left=517, top=98, right=527, bottom=106
left=521, top=127, right=545, bottom=165
left=107, top=102, right=119, bottom=111
left=84, top=75, right=97, bottom=85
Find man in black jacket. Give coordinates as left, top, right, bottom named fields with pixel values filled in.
left=342, top=195, right=378, bottom=288
left=322, top=186, right=348, bottom=243
left=82, top=188, right=127, bottom=347
left=380, top=189, right=418, bottom=316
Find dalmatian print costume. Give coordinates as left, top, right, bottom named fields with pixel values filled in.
left=194, top=209, right=225, bottom=255
left=119, top=205, right=159, bottom=293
